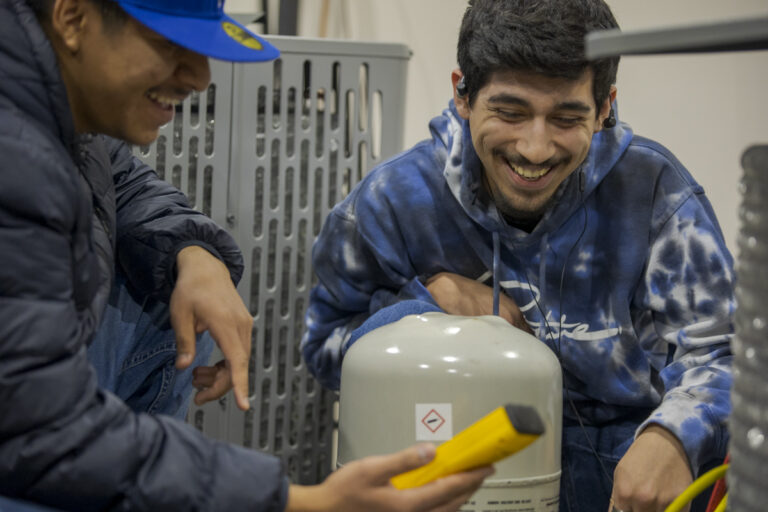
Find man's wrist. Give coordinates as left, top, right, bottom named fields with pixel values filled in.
left=636, top=423, right=692, bottom=475
left=285, top=484, right=325, bottom=512
left=176, top=244, right=211, bottom=264
left=175, top=244, right=226, bottom=276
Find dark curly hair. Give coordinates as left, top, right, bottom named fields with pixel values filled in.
left=457, top=0, right=620, bottom=112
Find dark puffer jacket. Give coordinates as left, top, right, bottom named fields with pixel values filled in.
left=0, top=0, right=287, bottom=510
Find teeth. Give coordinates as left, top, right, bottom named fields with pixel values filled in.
left=509, top=162, right=551, bottom=180
left=147, top=91, right=182, bottom=108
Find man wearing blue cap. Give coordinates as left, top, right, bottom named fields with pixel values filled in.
left=0, top=0, right=492, bottom=510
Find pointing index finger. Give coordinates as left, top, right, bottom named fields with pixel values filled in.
left=207, top=322, right=251, bottom=410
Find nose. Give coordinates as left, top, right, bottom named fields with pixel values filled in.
left=176, top=49, right=212, bottom=92
left=515, top=118, right=555, bottom=165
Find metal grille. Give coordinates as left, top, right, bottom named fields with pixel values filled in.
left=134, top=37, right=410, bottom=484
left=136, top=60, right=232, bottom=225
left=729, top=145, right=768, bottom=511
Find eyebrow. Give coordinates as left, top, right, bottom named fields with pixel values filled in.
left=486, top=93, right=593, bottom=113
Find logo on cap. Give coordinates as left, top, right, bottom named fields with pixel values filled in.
left=222, top=22, right=263, bottom=50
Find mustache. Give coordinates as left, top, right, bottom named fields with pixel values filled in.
left=494, top=150, right=565, bottom=169
left=147, top=87, right=193, bottom=99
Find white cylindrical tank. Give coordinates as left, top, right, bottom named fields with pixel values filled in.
left=337, top=313, right=563, bottom=512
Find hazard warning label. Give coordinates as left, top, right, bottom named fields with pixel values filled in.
left=415, top=403, right=452, bottom=441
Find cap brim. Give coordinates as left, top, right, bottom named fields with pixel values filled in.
left=119, top=4, right=280, bottom=63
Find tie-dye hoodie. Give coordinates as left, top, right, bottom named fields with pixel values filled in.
left=302, top=101, right=734, bottom=472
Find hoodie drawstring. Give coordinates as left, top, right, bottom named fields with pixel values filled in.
left=539, top=232, right=549, bottom=311
left=492, top=231, right=500, bottom=316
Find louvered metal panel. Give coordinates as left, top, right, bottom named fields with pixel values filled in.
left=135, top=36, right=410, bottom=484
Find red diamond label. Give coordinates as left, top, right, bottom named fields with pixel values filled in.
left=421, top=409, right=446, bottom=433
left=416, top=403, right=453, bottom=440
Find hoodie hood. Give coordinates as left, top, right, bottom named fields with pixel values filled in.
left=430, top=100, right=634, bottom=242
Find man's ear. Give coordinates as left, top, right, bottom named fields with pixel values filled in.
left=451, top=68, right=471, bottom=120
left=595, top=85, right=618, bottom=133
left=49, top=0, right=89, bottom=54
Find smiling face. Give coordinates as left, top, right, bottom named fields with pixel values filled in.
left=454, top=69, right=614, bottom=224
left=48, top=0, right=211, bottom=145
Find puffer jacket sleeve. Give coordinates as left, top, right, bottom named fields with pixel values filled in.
left=107, top=137, right=244, bottom=300
left=0, top=131, right=288, bottom=511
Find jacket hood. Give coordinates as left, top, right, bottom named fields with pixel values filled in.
left=430, top=99, right=634, bottom=242
left=0, top=0, right=77, bottom=154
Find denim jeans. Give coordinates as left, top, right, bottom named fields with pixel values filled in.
left=559, top=415, right=716, bottom=512
left=559, top=419, right=634, bottom=512
left=0, top=497, right=60, bottom=512
left=86, top=269, right=215, bottom=420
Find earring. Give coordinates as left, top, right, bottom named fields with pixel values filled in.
left=456, top=76, right=468, bottom=97
left=602, top=108, right=616, bottom=129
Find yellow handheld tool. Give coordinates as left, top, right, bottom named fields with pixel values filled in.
left=391, top=404, right=545, bottom=489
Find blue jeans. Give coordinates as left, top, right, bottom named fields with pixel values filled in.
left=86, top=269, right=215, bottom=420
left=559, top=419, right=634, bottom=512
left=559, top=416, right=715, bottom=512
left=0, top=497, right=60, bottom=512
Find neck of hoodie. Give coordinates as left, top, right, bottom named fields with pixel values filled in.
left=503, top=213, right=540, bottom=233
left=480, top=172, right=543, bottom=233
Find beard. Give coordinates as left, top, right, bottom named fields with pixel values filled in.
left=482, top=158, right=585, bottom=229
left=496, top=193, right=556, bottom=223
left=484, top=150, right=572, bottom=225
left=482, top=172, right=557, bottom=223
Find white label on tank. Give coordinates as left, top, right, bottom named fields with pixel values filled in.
left=415, top=403, right=453, bottom=441
left=458, top=480, right=560, bottom=511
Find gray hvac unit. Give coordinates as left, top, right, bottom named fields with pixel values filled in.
left=134, top=35, right=411, bottom=484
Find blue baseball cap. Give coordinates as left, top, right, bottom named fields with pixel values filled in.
left=115, top=0, right=280, bottom=62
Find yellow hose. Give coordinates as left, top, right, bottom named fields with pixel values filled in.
left=713, top=492, right=728, bottom=512
left=664, top=464, right=729, bottom=512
